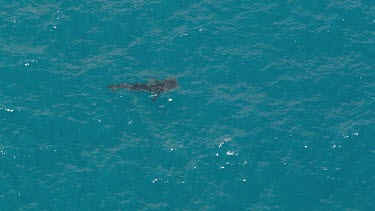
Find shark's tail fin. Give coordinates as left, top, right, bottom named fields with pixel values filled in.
left=107, top=85, right=117, bottom=92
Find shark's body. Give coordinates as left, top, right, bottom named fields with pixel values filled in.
left=107, top=78, right=178, bottom=101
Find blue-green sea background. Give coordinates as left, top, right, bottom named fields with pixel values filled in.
left=1, top=0, right=374, bottom=210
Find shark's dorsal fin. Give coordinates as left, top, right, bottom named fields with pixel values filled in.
left=149, top=78, right=159, bottom=84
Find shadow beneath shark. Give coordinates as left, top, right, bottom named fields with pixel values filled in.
left=107, top=78, right=178, bottom=101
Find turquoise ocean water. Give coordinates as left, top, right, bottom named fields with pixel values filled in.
left=1, top=1, right=374, bottom=210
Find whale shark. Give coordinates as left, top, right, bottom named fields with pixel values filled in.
left=107, top=78, right=178, bottom=101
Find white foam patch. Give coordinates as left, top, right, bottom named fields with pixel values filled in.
left=219, top=138, right=231, bottom=148
left=1, top=104, right=18, bottom=113
left=226, top=151, right=235, bottom=156
left=4, top=108, right=14, bottom=112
